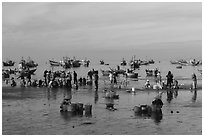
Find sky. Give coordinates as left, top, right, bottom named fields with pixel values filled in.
left=2, top=2, right=202, bottom=62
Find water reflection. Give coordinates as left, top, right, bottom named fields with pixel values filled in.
left=192, top=89, right=197, bottom=103
left=134, top=109, right=163, bottom=125
left=173, top=89, right=178, bottom=98
left=60, top=111, right=72, bottom=121
left=94, top=89, right=99, bottom=104
left=166, top=89, right=173, bottom=103
left=63, top=89, right=72, bottom=100
left=47, top=88, right=59, bottom=100
left=151, top=110, right=163, bottom=124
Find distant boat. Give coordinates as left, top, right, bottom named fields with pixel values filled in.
left=126, top=72, right=138, bottom=78
left=176, top=65, right=182, bottom=69
left=3, top=60, right=15, bottom=66
left=49, top=60, right=61, bottom=66
left=100, top=60, right=104, bottom=65
left=120, top=58, right=127, bottom=66
left=81, top=59, right=90, bottom=67
left=148, top=59, right=155, bottom=64
left=72, top=60, right=81, bottom=68
left=26, top=60, right=38, bottom=68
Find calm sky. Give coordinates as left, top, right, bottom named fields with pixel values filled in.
left=2, top=2, right=202, bottom=62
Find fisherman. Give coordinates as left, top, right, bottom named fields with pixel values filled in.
left=38, top=79, right=43, bottom=87
left=73, top=71, right=78, bottom=85
left=82, top=77, right=86, bottom=85
left=113, top=72, right=117, bottom=84
left=43, top=70, right=48, bottom=86
left=145, top=80, right=151, bottom=88
left=78, top=77, right=83, bottom=86
left=154, top=68, right=159, bottom=77
left=109, top=72, right=113, bottom=83
left=166, top=71, right=173, bottom=88
left=10, top=77, right=16, bottom=87
left=157, top=72, right=162, bottom=84
left=46, top=71, right=51, bottom=86
left=191, top=73, right=197, bottom=89
left=66, top=72, right=72, bottom=88
left=94, top=71, right=99, bottom=90
left=26, top=72, right=32, bottom=86
left=32, top=80, right=38, bottom=87
left=173, top=79, right=179, bottom=89
left=87, top=70, right=93, bottom=81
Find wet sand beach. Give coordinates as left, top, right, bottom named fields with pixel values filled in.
left=2, top=60, right=202, bottom=135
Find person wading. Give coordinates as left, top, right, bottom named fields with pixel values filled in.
left=166, top=71, right=173, bottom=88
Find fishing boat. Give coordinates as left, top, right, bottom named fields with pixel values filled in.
left=189, top=59, right=201, bottom=66
left=120, top=58, right=127, bottom=66
left=3, top=60, right=15, bottom=66
left=49, top=60, right=61, bottom=66
left=26, top=60, right=38, bottom=68
left=176, top=65, right=182, bottom=69
left=126, top=72, right=138, bottom=78
left=148, top=59, right=155, bottom=64
left=81, top=59, right=90, bottom=67
left=100, top=60, right=104, bottom=65
left=71, top=60, right=81, bottom=68
left=130, top=61, right=140, bottom=69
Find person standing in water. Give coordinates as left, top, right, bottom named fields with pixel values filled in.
left=94, top=71, right=99, bottom=90
left=166, top=71, right=173, bottom=88
left=192, top=73, right=197, bottom=89
left=73, top=71, right=78, bottom=85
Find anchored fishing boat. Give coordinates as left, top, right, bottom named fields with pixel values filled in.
left=100, top=60, right=104, bottom=65
left=3, top=60, right=15, bottom=66
left=120, top=58, right=127, bottom=66
left=49, top=60, right=61, bottom=66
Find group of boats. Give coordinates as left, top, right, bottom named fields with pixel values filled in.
left=2, top=57, right=38, bottom=78
left=170, top=59, right=202, bottom=67
left=100, top=57, right=155, bottom=79
left=49, top=57, right=90, bottom=68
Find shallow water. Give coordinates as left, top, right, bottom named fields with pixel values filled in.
left=2, top=61, right=202, bottom=135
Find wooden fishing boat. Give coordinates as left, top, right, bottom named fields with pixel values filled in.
left=26, top=60, right=38, bottom=68
left=148, top=59, right=155, bottom=64
left=81, top=59, right=90, bottom=67
left=176, top=65, right=182, bottom=69
left=126, top=72, right=138, bottom=78
left=100, top=60, right=104, bottom=65
left=120, top=58, right=127, bottom=66
left=3, top=60, right=15, bottom=66
left=72, top=60, right=81, bottom=67
left=49, top=60, right=61, bottom=66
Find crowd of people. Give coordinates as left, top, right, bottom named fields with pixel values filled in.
left=3, top=67, right=198, bottom=91
left=5, top=69, right=100, bottom=90
left=144, top=70, right=197, bottom=90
